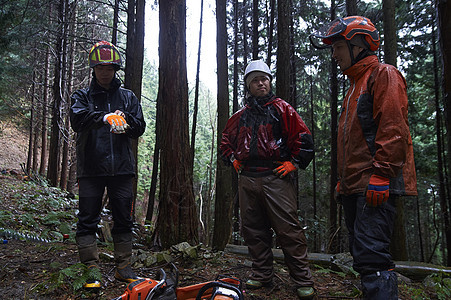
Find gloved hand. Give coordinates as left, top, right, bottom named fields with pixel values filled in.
left=273, top=161, right=296, bottom=178
left=232, top=159, right=243, bottom=174
left=104, top=113, right=127, bottom=134
left=366, top=175, right=390, bottom=207
left=334, top=181, right=341, bottom=202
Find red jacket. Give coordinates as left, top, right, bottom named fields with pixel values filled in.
left=220, top=96, right=314, bottom=171
left=338, top=55, right=417, bottom=196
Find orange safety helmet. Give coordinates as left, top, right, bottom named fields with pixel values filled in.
left=310, top=16, right=380, bottom=51
left=88, top=41, right=122, bottom=70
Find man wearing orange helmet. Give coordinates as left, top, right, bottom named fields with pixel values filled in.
left=70, top=41, right=146, bottom=291
left=311, top=16, right=417, bottom=299
left=220, top=60, right=315, bottom=299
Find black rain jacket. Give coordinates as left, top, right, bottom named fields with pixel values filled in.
left=70, top=76, right=145, bottom=178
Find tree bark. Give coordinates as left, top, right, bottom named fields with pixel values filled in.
left=212, top=0, right=233, bottom=251
left=383, top=0, right=397, bottom=66
left=152, top=0, right=198, bottom=249
left=124, top=0, right=146, bottom=217
left=436, top=0, right=451, bottom=266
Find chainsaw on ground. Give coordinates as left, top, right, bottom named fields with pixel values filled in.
left=112, top=263, right=243, bottom=300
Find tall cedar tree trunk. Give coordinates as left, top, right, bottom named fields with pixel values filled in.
left=27, top=69, right=36, bottom=175
left=328, top=0, right=339, bottom=254
left=48, top=0, right=68, bottom=186
left=124, top=0, right=145, bottom=215
left=243, top=0, right=248, bottom=67
left=40, top=27, right=51, bottom=176
left=436, top=0, right=451, bottom=266
left=266, top=0, right=275, bottom=68
left=153, top=0, right=198, bottom=249
left=383, top=0, right=408, bottom=261
left=431, top=15, right=443, bottom=264
left=252, top=0, right=258, bottom=59
left=191, top=0, right=203, bottom=168
left=231, top=0, right=240, bottom=245
left=60, top=2, right=77, bottom=190
left=276, top=0, right=290, bottom=102
left=32, top=70, right=40, bottom=173
left=112, top=0, right=119, bottom=45
left=192, top=0, right=204, bottom=239
left=212, top=0, right=233, bottom=250
left=309, top=75, right=318, bottom=251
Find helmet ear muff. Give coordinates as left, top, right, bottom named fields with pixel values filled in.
left=365, top=35, right=380, bottom=51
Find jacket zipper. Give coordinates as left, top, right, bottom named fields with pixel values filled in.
left=108, top=100, right=115, bottom=175
left=341, top=80, right=356, bottom=191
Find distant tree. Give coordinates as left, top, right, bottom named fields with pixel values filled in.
left=48, top=0, right=69, bottom=187
left=252, top=0, right=259, bottom=59
left=152, top=0, right=198, bottom=249
left=383, top=0, right=408, bottom=261
left=328, top=0, right=339, bottom=254
left=276, top=0, right=290, bottom=101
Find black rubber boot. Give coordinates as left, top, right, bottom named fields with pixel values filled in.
left=361, top=270, right=398, bottom=300
left=76, top=235, right=101, bottom=291
left=113, top=232, right=139, bottom=283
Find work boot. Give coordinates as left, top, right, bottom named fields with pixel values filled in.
left=76, top=235, right=101, bottom=291
left=361, top=270, right=398, bottom=299
left=245, top=279, right=272, bottom=290
left=296, top=286, right=316, bottom=299
left=113, top=232, right=139, bottom=283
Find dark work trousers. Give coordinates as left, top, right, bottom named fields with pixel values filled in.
left=239, top=174, right=313, bottom=288
left=341, top=194, right=397, bottom=274
left=76, top=175, right=134, bottom=236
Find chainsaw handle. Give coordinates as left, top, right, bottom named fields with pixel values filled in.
left=195, top=281, right=243, bottom=300
left=145, top=268, right=167, bottom=300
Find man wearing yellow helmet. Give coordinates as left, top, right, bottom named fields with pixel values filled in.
left=70, top=40, right=146, bottom=291
left=311, top=16, right=417, bottom=299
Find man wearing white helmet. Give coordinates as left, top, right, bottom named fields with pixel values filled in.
left=220, top=60, right=315, bottom=299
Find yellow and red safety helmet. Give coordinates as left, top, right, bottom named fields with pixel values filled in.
left=88, top=41, right=122, bottom=70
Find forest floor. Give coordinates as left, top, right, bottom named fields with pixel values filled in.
left=0, top=122, right=445, bottom=300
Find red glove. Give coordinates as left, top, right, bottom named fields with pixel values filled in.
left=232, top=159, right=243, bottom=174
left=273, top=161, right=296, bottom=178
left=366, top=175, right=390, bottom=207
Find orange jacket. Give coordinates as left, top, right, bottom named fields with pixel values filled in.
left=338, top=55, right=417, bottom=196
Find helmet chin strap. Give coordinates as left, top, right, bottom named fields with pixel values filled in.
left=346, top=40, right=357, bottom=66
left=345, top=40, right=373, bottom=70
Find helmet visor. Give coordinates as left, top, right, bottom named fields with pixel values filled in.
left=309, top=18, right=347, bottom=49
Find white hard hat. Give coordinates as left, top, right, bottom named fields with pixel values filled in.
left=244, top=60, right=272, bottom=81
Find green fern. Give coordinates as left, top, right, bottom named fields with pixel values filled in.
left=33, top=263, right=102, bottom=294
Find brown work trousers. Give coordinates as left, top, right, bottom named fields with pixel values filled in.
left=239, top=173, right=313, bottom=287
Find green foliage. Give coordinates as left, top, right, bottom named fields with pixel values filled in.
left=33, top=263, right=102, bottom=294
left=428, top=273, right=451, bottom=300
left=0, top=178, right=77, bottom=242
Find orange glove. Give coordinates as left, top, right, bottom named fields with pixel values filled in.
left=232, top=159, right=243, bottom=174
left=334, top=181, right=340, bottom=201
left=273, top=161, right=296, bottom=178
left=366, top=175, right=390, bottom=207
left=104, top=113, right=127, bottom=133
